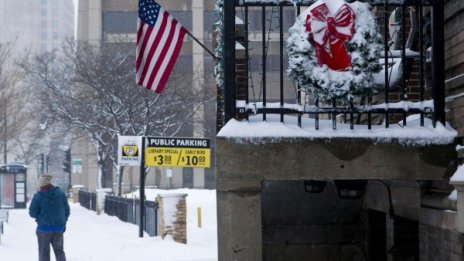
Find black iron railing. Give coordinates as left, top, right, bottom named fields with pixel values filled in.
left=222, top=0, right=445, bottom=130
left=78, top=190, right=96, bottom=211
left=78, top=191, right=158, bottom=237
left=104, top=195, right=159, bottom=237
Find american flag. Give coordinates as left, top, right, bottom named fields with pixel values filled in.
left=136, top=0, right=187, bottom=93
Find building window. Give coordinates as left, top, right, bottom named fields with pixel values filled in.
left=245, top=9, right=296, bottom=33
left=169, top=11, right=192, bottom=31
left=203, top=10, right=215, bottom=34
left=103, top=11, right=137, bottom=35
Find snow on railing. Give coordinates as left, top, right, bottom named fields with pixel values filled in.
left=237, top=100, right=433, bottom=113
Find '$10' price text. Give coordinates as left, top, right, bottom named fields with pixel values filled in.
left=146, top=148, right=210, bottom=168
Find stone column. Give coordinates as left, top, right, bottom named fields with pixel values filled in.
left=77, top=0, right=102, bottom=45
left=172, top=196, right=187, bottom=243
left=95, top=188, right=112, bottom=215
left=192, top=0, right=205, bottom=188
left=451, top=183, right=464, bottom=233
left=217, top=186, right=262, bottom=261
left=450, top=166, right=464, bottom=233
left=158, top=194, right=188, bottom=243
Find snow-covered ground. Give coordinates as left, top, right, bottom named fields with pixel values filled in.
left=0, top=189, right=218, bottom=261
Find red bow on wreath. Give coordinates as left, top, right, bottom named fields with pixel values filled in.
left=306, top=3, right=356, bottom=71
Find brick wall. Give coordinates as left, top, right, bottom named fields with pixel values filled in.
left=445, top=0, right=464, bottom=135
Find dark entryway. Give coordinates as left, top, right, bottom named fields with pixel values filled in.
left=261, top=180, right=364, bottom=261
left=391, top=216, right=419, bottom=261
left=367, top=209, right=387, bottom=261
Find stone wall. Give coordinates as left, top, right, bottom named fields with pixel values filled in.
left=420, top=224, right=464, bottom=261
left=158, top=194, right=188, bottom=244
left=216, top=136, right=456, bottom=261
left=172, top=196, right=187, bottom=244
left=420, top=2, right=464, bottom=261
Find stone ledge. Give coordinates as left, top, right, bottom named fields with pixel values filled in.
left=216, top=136, right=457, bottom=191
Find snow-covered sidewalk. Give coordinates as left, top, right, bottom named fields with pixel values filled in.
left=0, top=189, right=218, bottom=261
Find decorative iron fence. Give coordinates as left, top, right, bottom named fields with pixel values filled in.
left=78, top=190, right=96, bottom=211
left=105, top=196, right=159, bottom=237
left=0, top=209, right=8, bottom=243
left=221, top=0, right=445, bottom=130
left=78, top=191, right=158, bottom=237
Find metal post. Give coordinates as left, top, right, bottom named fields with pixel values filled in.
left=224, top=0, right=236, bottom=122
left=139, top=137, right=146, bottom=238
left=431, top=0, right=445, bottom=126
left=262, top=6, right=267, bottom=122
left=401, top=5, right=407, bottom=126
left=245, top=5, right=249, bottom=119
left=3, top=104, right=7, bottom=164
left=297, top=6, right=302, bottom=127
left=384, top=2, right=390, bottom=128
left=419, top=4, right=425, bottom=127
left=279, top=5, right=284, bottom=123
left=0, top=173, right=2, bottom=208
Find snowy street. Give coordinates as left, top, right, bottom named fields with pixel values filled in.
left=1, top=189, right=218, bottom=261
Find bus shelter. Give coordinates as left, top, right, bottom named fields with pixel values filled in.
left=0, top=164, right=27, bottom=209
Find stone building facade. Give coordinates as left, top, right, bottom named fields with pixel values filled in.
left=216, top=0, right=464, bottom=261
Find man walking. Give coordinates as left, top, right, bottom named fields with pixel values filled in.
left=29, top=174, right=70, bottom=261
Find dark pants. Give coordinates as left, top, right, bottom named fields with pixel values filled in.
left=36, top=230, right=67, bottom=261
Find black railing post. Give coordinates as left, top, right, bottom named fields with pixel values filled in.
left=297, top=6, right=302, bottom=128
left=401, top=5, right=407, bottom=127
left=419, top=4, right=425, bottom=127
left=262, top=6, right=267, bottom=122
left=279, top=4, right=284, bottom=123
left=224, top=0, right=236, bottom=122
left=431, top=0, right=445, bottom=126
left=384, top=2, right=390, bottom=128
left=139, top=137, right=145, bottom=238
left=245, top=5, right=249, bottom=122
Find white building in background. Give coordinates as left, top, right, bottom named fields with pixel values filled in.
left=0, top=0, right=74, bottom=54
left=0, top=0, right=75, bottom=195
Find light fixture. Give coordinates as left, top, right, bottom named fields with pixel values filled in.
left=334, top=180, right=367, bottom=199
left=303, top=180, right=327, bottom=193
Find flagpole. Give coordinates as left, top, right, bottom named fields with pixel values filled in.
left=185, top=30, right=217, bottom=59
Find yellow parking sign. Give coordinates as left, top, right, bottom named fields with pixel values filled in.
left=144, top=137, right=210, bottom=168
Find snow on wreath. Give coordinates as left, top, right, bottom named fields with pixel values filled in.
left=287, top=0, right=383, bottom=104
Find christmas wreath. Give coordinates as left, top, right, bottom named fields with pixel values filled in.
left=287, top=0, right=383, bottom=104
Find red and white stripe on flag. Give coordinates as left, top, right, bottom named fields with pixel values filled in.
left=136, top=0, right=187, bottom=94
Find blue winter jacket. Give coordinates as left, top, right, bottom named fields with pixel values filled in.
left=29, top=186, right=70, bottom=231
